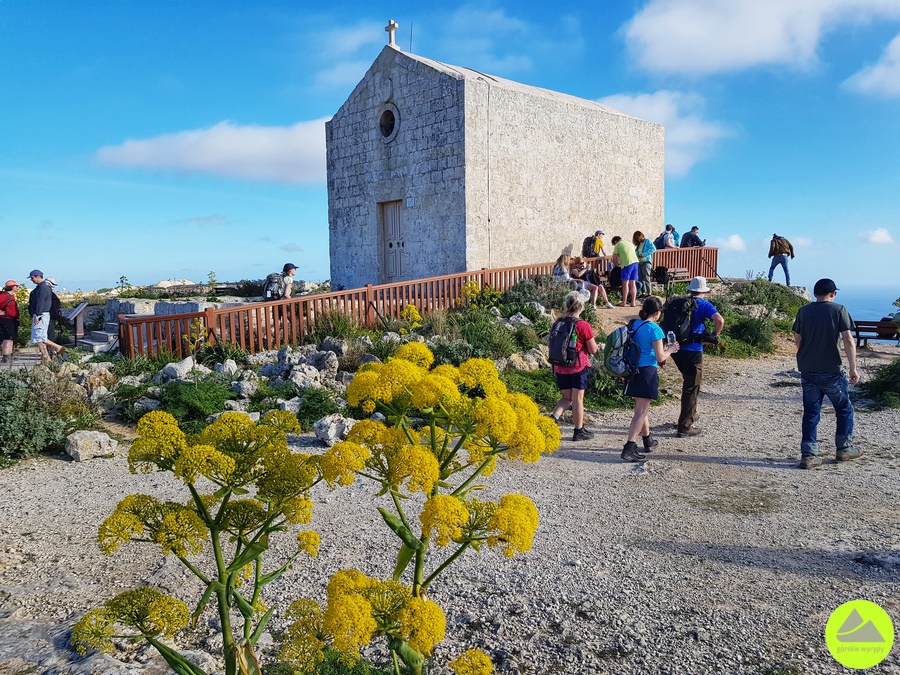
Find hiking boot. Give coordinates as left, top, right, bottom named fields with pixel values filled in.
left=676, top=427, right=702, bottom=438
left=641, top=434, right=658, bottom=453
left=546, top=413, right=561, bottom=425
left=0, top=355, right=8, bottom=363
left=572, top=426, right=594, bottom=441
left=836, top=447, right=863, bottom=462
left=799, top=455, right=824, bottom=469
left=621, top=441, right=645, bottom=463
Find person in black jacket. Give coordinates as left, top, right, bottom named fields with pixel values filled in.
left=27, top=269, right=64, bottom=363
left=680, top=226, right=705, bottom=248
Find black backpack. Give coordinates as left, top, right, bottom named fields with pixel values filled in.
left=653, top=233, right=666, bottom=249
left=607, top=266, right=622, bottom=289
left=50, top=293, right=62, bottom=320
left=263, top=273, right=286, bottom=300
left=653, top=266, right=670, bottom=284
left=660, top=297, right=698, bottom=346
left=548, top=317, right=581, bottom=367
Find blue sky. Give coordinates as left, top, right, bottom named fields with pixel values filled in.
left=1, top=1, right=898, bottom=302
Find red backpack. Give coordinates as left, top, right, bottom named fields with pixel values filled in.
left=0, top=292, right=18, bottom=319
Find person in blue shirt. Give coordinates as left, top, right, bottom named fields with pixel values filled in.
left=671, top=277, right=724, bottom=437
left=622, top=296, right=680, bottom=462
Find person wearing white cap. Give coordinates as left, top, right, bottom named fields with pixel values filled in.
left=666, top=276, right=723, bottom=437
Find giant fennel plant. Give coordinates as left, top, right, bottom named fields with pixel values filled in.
left=71, top=409, right=323, bottom=675
left=280, top=342, right=561, bottom=675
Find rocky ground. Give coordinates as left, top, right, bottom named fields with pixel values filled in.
left=0, top=341, right=898, bottom=675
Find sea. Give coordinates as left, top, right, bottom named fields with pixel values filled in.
left=831, top=285, right=898, bottom=322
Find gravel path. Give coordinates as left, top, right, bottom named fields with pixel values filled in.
left=1, top=344, right=898, bottom=675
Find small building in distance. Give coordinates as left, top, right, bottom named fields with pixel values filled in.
left=326, top=25, right=664, bottom=290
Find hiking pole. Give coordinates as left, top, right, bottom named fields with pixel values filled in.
left=699, top=250, right=727, bottom=284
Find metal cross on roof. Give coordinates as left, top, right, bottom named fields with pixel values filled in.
left=385, top=19, right=398, bottom=46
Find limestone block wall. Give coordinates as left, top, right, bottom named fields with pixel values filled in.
left=327, top=48, right=468, bottom=290
left=463, top=81, right=664, bottom=270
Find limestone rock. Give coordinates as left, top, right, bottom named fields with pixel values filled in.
left=307, top=351, right=339, bottom=379
left=65, top=431, right=118, bottom=462
left=382, top=332, right=401, bottom=344
left=214, top=359, right=239, bottom=375
left=313, top=413, right=357, bottom=447
left=508, top=312, right=533, bottom=327
left=115, top=374, right=147, bottom=388
left=224, top=399, right=250, bottom=412
left=289, top=364, right=321, bottom=392
left=279, top=397, right=304, bottom=414
left=134, top=397, right=161, bottom=414
left=245, top=350, right=279, bottom=366
left=232, top=379, right=258, bottom=398
left=357, top=354, right=382, bottom=367
left=319, top=336, right=349, bottom=356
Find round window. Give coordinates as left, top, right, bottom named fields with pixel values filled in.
left=378, top=104, right=400, bottom=143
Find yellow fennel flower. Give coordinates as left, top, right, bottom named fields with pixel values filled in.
left=154, top=508, right=206, bottom=557
left=281, top=599, right=326, bottom=674
left=71, top=608, right=115, bottom=655
left=487, top=494, right=539, bottom=558
left=105, top=587, right=190, bottom=638
left=281, top=495, right=314, bottom=525
left=410, top=372, right=461, bottom=410
left=449, top=649, right=494, bottom=675
left=420, top=495, right=469, bottom=546
left=431, top=363, right=460, bottom=382
left=97, top=510, right=144, bottom=555
left=458, top=359, right=507, bottom=398
left=504, top=392, right=540, bottom=418
left=260, top=409, right=302, bottom=433
left=397, top=596, right=446, bottom=655
left=296, top=530, right=320, bottom=557
left=327, top=569, right=374, bottom=601
left=172, top=443, right=235, bottom=484
left=128, top=411, right=187, bottom=473
left=505, top=422, right=544, bottom=463
left=346, top=369, right=382, bottom=410
left=474, top=396, right=517, bottom=445
left=392, top=445, right=440, bottom=494
left=323, top=593, right=377, bottom=656
left=393, top=341, right=434, bottom=369
left=380, top=358, right=426, bottom=400
left=362, top=579, right=413, bottom=621
left=221, top=499, right=268, bottom=535
left=321, top=441, right=370, bottom=487
left=534, top=415, right=562, bottom=455
left=345, top=419, right=387, bottom=447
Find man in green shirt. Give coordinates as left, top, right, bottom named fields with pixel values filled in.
left=611, top=235, right=639, bottom=307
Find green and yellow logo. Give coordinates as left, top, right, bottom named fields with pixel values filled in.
left=825, top=599, right=895, bottom=669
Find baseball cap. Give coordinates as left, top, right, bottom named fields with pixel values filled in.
left=691, top=226, right=699, bottom=231
left=5, top=280, right=19, bottom=288
left=813, top=278, right=838, bottom=296
left=595, top=230, right=604, bottom=236
left=28, top=269, right=43, bottom=278
left=283, top=263, right=298, bottom=273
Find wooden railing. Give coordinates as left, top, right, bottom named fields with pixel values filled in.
left=119, top=249, right=718, bottom=358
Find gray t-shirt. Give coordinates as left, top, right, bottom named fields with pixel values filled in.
left=792, top=301, right=853, bottom=373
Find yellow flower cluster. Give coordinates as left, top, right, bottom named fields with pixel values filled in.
left=154, top=508, right=207, bottom=557
left=473, top=397, right=517, bottom=445
left=128, top=411, right=187, bottom=473
left=296, top=530, right=320, bottom=557
left=98, top=495, right=206, bottom=557
left=172, top=443, right=235, bottom=484
left=323, top=593, right=377, bottom=658
left=487, top=494, right=539, bottom=558
left=410, top=372, right=461, bottom=410
left=221, top=499, right=268, bottom=535
left=255, top=451, right=318, bottom=516
left=420, top=495, right=469, bottom=546
left=458, top=359, right=507, bottom=398
left=397, top=595, right=446, bottom=655
left=399, top=303, right=423, bottom=325
left=392, top=445, right=439, bottom=494
left=71, top=587, right=189, bottom=656
left=281, top=599, right=326, bottom=674
left=260, top=409, right=302, bottom=433
left=321, top=441, right=370, bottom=487
left=394, top=341, right=433, bottom=369
left=449, top=649, right=494, bottom=675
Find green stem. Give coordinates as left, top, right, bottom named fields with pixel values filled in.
left=390, top=490, right=412, bottom=531
left=392, top=648, right=402, bottom=675
left=177, top=555, right=212, bottom=585
left=210, top=527, right=236, bottom=675
left=245, top=557, right=263, bottom=640
left=422, top=541, right=471, bottom=590
left=451, top=456, right=496, bottom=497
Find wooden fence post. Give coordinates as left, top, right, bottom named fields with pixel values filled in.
left=204, top=307, right=217, bottom=346
left=365, top=284, right=374, bottom=327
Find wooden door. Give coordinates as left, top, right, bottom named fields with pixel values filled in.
left=380, top=200, right=405, bottom=283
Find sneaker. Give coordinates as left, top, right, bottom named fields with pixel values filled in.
left=546, top=413, right=561, bottom=425
left=676, top=427, right=702, bottom=438
left=641, top=434, right=658, bottom=453
left=799, top=455, right=824, bottom=469
left=572, top=427, right=594, bottom=441
left=836, top=447, right=863, bottom=462
left=621, top=442, right=645, bottom=463
left=605, top=302, right=615, bottom=309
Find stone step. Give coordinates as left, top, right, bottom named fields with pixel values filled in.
left=87, top=329, right=118, bottom=344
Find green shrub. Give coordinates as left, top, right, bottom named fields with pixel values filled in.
left=248, top=380, right=299, bottom=413
left=502, top=369, right=560, bottom=411
left=159, top=380, right=234, bottom=434
left=450, top=307, right=517, bottom=360
left=584, top=369, right=630, bottom=409
left=306, top=310, right=360, bottom=345
left=859, top=357, right=900, bottom=409
left=297, top=387, right=341, bottom=431
left=430, top=339, right=476, bottom=367
left=729, top=279, right=806, bottom=318
left=114, top=383, right=153, bottom=423
left=0, top=372, right=67, bottom=464
left=723, top=316, right=774, bottom=353
left=199, top=341, right=249, bottom=367
left=512, top=325, right=541, bottom=352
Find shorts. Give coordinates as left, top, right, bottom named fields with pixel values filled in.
left=0, top=318, right=17, bottom=341
left=623, top=366, right=659, bottom=400
left=555, top=367, right=590, bottom=391
left=30, top=312, right=49, bottom=344
left=621, top=263, right=639, bottom=281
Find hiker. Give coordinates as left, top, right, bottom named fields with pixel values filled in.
left=680, top=226, right=705, bottom=248
left=0, top=280, right=20, bottom=363
left=550, top=291, right=599, bottom=441
left=581, top=230, right=607, bottom=259
left=767, top=234, right=794, bottom=285
left=633, top=231, right=656, bottom=298
left=552, top=254, right=597, bottom=306
left=45, top=277, right=62, bottom=343
left=792, top=278, right=861, bottom=469
left=666, top=277, right=724, bottom=437
left=569, top=258, right=615, bottom=309
left=611, top=236, right=639, bottom=307
left=27, top=270, right=65, bottom=364
left=622, top=296, right=679, bottom=462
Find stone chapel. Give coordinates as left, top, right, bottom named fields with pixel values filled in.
left=326, top=22, right=664, bottom=290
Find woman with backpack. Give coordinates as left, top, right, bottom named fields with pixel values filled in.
left=0, top=280, right=21, bottom=364
left=633, top=231, right=656, bottom=298
left=621, top=296, right=679, bottom=462
left=549, top=291, right=599, bottom=441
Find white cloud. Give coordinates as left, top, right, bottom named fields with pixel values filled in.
left=793, top=235, right=813, bottom=248
left=97, top=120, right=328, bottom=184
left=863, top=227, right=895, bottom=244
left=625, top=0, right=900, bottom=75
left=280, top=243, right=304, bottom=252
left=309, top=22, right=385, bottom=88
left=843, top=33, right=900, bottom=96
left=713, top=234, right=747, bottom=251
left=598, top=91, right=732, bottom=177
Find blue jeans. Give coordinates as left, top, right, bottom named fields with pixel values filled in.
left=800, top=371, right=854, bottom=457
left=768, top=255, right=790, bottom=285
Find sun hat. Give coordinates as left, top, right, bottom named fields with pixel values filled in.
left=4, top=280, right=18, bottom=288
left=813, top=278, right=838, bottom=296
left=686, top=277, right=710, bottom=293
left=28, top=269, right=43, bottom=278
left=46, top=277, right=57, bottom=287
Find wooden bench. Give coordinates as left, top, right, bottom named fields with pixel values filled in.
left=853, top=320, right=899, bottom=347
left=667, top=267, right=690, bottom=283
